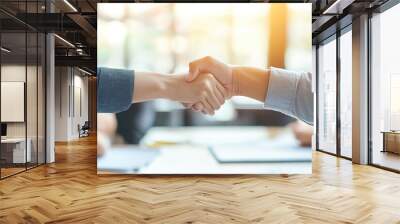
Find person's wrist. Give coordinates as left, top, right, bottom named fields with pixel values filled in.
left=231, top=67, right=241, bottom=96
left=160, top=75, right=180, bottom=101
left=230, top=67, right=270, bottom=101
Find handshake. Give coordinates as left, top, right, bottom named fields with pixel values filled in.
left=174, top=56, right=237, bottom=115
left=134, top=56, right=268, bottom=115
left=98, top=56, right=273, bottom=156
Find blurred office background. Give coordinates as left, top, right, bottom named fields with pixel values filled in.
left=97, top=3, right=312, bottom=145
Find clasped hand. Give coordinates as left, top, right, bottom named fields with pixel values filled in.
left=183, top=56, right=234, bottom=115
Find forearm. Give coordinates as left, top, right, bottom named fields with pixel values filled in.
left=232, top=67, right=270, bottom=102
left=98, top=67, right=216, bottom=113
left=133, top=72, right=207, bottom=104
left=231, top=66, right=314, bottom=124
left=133, top=72, right=174, bottom=103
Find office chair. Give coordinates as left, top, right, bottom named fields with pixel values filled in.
left=79, top=121, right=90, bottom=138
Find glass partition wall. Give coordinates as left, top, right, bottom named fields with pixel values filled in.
left=317, top=36, right=337, bottom=155
left=316, top=27, right=353, bottom=159
left=339, top=28, right=352, bottom=159
left=27, top=30, right=38, bottom=169
left=370, top=3, right=400, bottom=172
left=316, top=0, right=400, bottom=172
left=0, top=30, right=28, bottom=177
left=0, top=1, right=46, bottom=179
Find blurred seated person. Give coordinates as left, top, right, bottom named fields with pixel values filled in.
left=97, top=113, right=117, bottom=157
left=116, top=102, right=156, bottom=144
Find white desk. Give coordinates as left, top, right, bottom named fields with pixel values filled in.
left=1, top=138, right=31, bottom=163
left=136, top=127, right=311, bottom=174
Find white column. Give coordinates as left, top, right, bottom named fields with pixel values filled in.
left=46, top=33, right=55, bottom=163
left=45, top=0, right=56, bottom=163
left=312, top=45, right=317, bottom=151
left=352, top=14, right=369, bottom=164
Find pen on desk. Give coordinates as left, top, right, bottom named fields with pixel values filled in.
left=146, top=140, right=191, bottom=148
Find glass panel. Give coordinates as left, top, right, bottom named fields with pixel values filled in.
left=27, top=30, right=38, bottom=169
left=317, top=38, right=337, bottom=154
left=1, top=30, right=27, bottom=177
left=26, top=0, right=39, bottom=169
left=0, top=1, right=46, bottom=178
left=38, top=32, right=45, bottom=165
left=371, top=4, right=400, bottom=171
left=340, top=30, right=352, bottom=158
left=0, top=33, right=1, bottom=178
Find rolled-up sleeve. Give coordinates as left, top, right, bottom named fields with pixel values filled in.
left=97, top=67, right=134, bottom=113
left=264, top=67, right=314, bottom=125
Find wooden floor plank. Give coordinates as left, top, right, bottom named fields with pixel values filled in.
left=0, top=135, right=400, bottom=224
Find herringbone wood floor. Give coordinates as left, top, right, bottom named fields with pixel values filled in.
left=1, top=135, right=400, bottom=224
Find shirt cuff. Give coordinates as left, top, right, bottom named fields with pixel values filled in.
left=97, top=67, right=134, bottom=113
left=264, top=67, right=299, bottom=116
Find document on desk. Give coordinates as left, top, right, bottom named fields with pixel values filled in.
left=97, top=146, right=159, bottom=173
left=209, top=144, right=311, bottom=163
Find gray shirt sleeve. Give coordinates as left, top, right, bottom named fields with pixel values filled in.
left=97, top=67, right=135, bottom=113
left=264, top=67, right=314, bottom=125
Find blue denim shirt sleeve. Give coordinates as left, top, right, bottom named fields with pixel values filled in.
left=97, top=67, right=134, bottom=113
left=264, top=67, right=314, bottom=125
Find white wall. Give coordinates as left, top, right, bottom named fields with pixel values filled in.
left=1, top=63, right=46, bottom=163
left=73, top=73, right=89, bottom=136
left=1, top=65, right=32, bottom=138
left=55, top=66, right=69, bottom=141
left=55, top=67, right=89, bottom=141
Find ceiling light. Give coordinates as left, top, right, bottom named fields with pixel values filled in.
left=323, top=0, right=354, bottom=15
left=1, top=47, right=11, bottom=53
left=54, top=34, right=75, bottom=48
left=76, top=48, right=84, bottom=55
left=63, top=0, right=78, bottom=12
left=78, top=67, right=93, bottom=76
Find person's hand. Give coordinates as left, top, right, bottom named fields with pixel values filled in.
left=170, top=73, right=227, bottom=115
left=291, top=121, right=313, bottom=147
left=185, top=56, right=234, bottom=112
left=97, top=113, right=117, bottom=157
left=132, top=70, right=226, bottom=115
left=187, top=56, right=234, bottom=95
